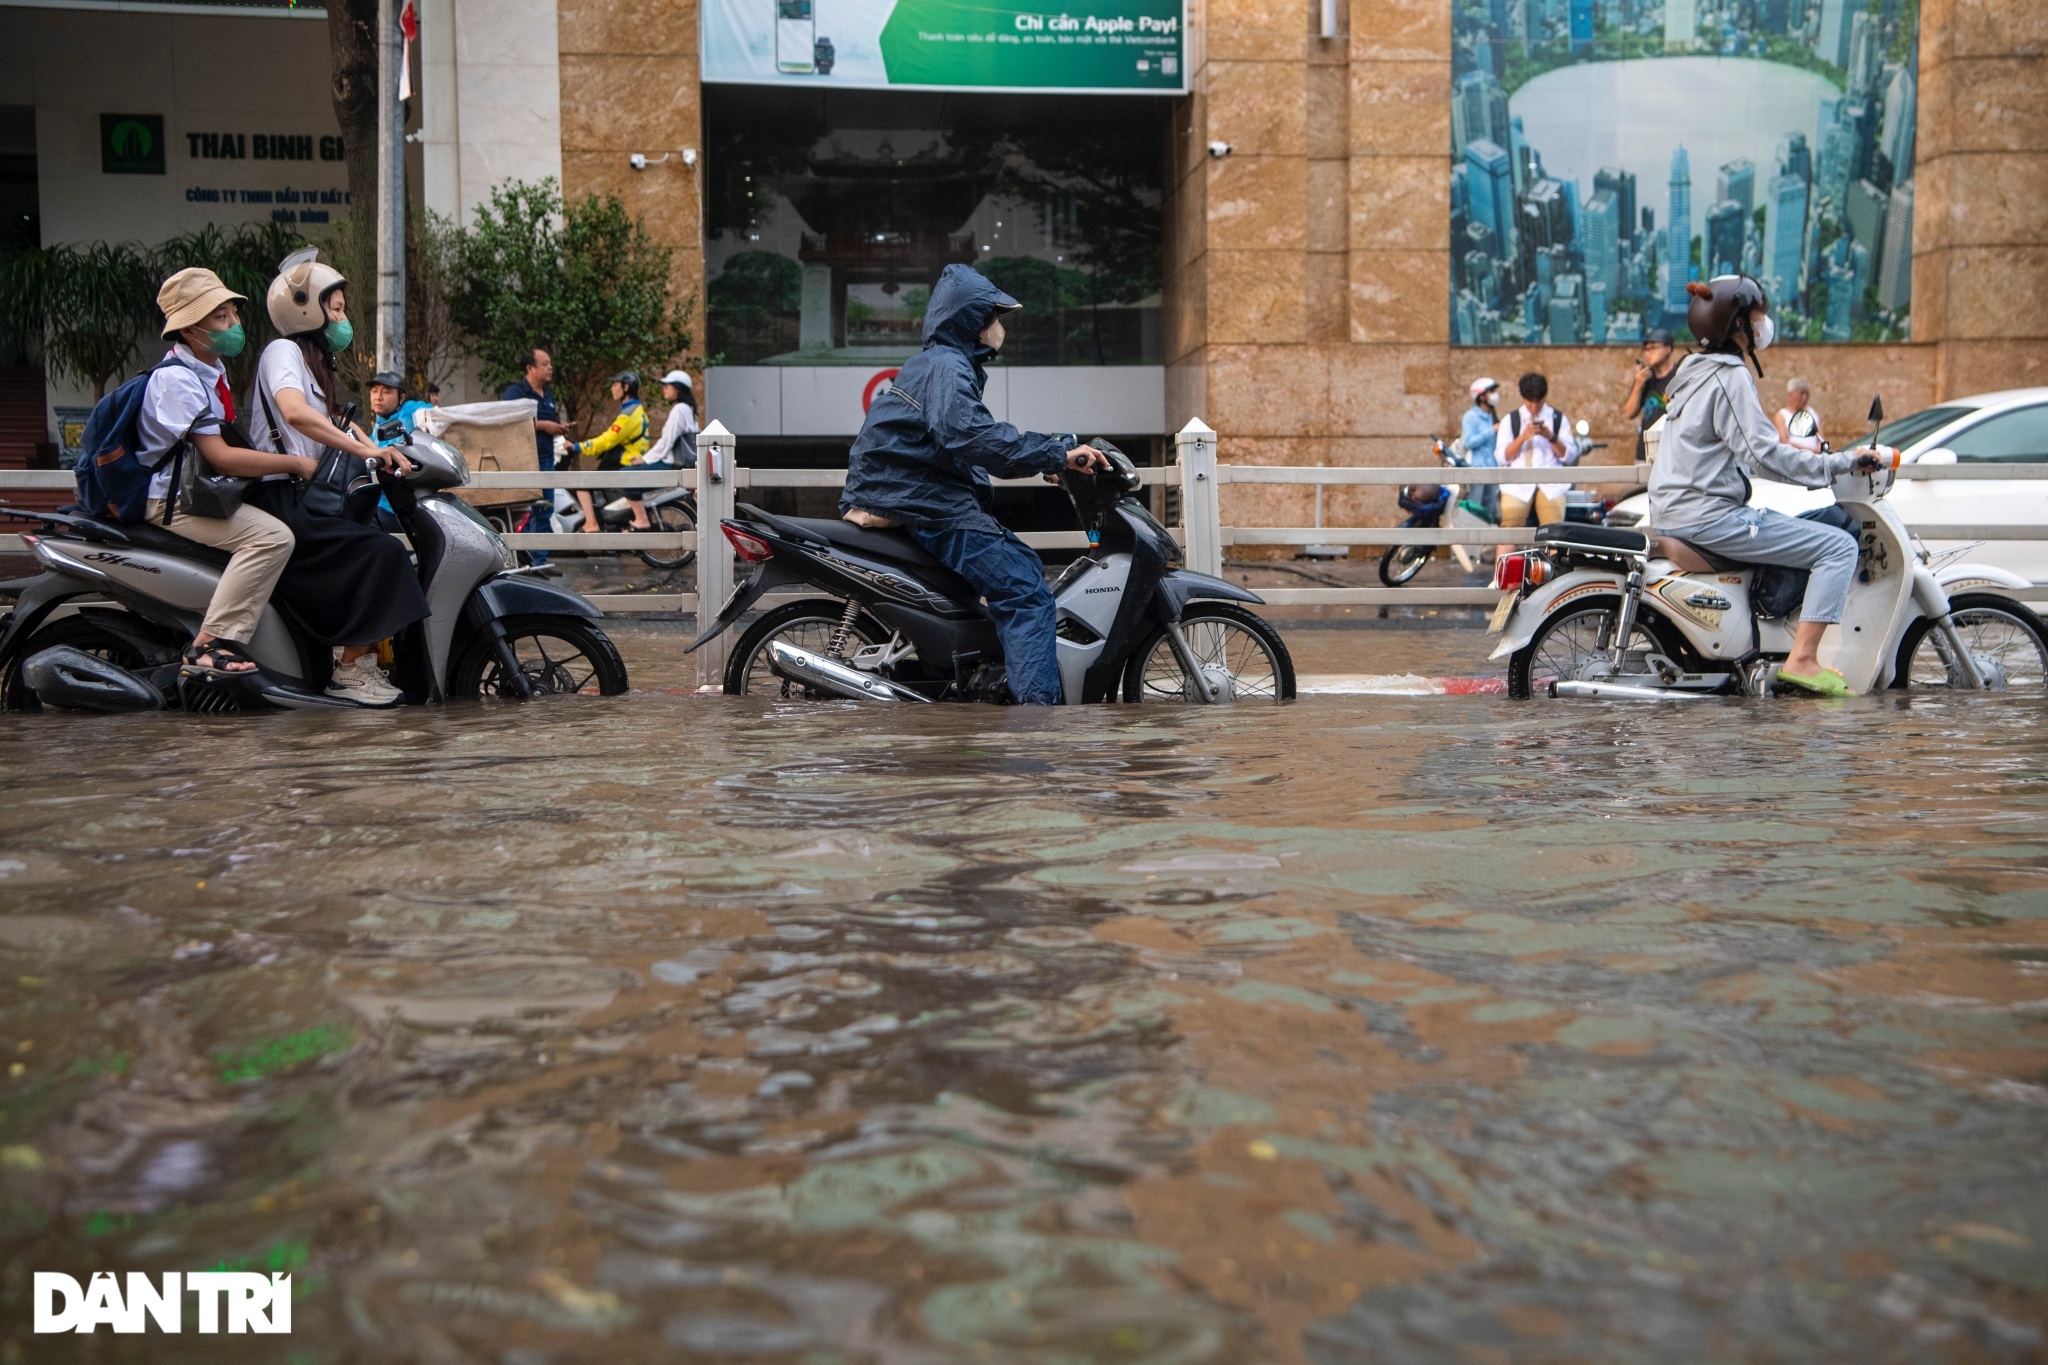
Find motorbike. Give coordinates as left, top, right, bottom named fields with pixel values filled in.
left=0, top=430, right=629, bottom=713
left=1379, top=436, right=1492, bottom=586
left=1489, top=400, right=2048, bottom=699
left=687, top=441, right=1297, bottom=703
left=539, top=482, right=697, bottom=571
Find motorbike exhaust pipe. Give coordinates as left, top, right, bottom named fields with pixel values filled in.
left=1552, top=680, right=1714, bottom=701
left=767, top=640, right=930, bottom=703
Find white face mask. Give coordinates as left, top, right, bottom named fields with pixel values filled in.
left=1752, top=313, right=1776, bottom=352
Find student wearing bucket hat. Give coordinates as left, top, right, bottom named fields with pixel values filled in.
left=240, top=248, right=429, bottom=706
left=135, top=267, right=309, bottom=678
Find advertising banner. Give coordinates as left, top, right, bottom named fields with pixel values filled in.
left=1449, top=0, right=1919, bottom=345
left=702, top=0, right=1185, bottom=93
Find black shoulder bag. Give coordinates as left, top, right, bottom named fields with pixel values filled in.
left=261, top=387, right=377, bottom=523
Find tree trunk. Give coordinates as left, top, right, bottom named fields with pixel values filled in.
left=328, top=0, right=380, bottom=319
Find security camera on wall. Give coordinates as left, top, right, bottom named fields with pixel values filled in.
left=1207, top=141, right=1232, bottom=158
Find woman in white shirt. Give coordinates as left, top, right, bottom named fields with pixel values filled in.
left=643, top=370, right=699, bottom=469
left=244, top=249, right=429, bottom=706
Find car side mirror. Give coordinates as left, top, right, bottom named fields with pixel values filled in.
left=1574, top=419, right=1590, bottom=437
left=1916, top=448, right=1957, bottom=465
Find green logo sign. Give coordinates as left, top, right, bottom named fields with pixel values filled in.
left=101, top=114, right=165, bottom=175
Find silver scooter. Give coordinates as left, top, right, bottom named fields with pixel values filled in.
left=1489, top=400, right=2048, bottom=699
left=0, top=432, right=628, bottom=712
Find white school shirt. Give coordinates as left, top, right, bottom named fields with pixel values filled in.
left=1496, top=402, right=1577, bottom=502
left=135, top=345, right=228, bottom=499
left=643, top=401, right=699, bottom=467
left=246, top=338, right=331, bottom=465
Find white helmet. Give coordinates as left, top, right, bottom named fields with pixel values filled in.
left=1469, top=376, right=1500, bottom=400
left=660, top=369, right=693, bottom=390
left=266, top=246, right=346, bottom=337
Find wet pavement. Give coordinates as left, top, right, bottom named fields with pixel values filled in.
left=1, top=624, right=2045, bottom=1363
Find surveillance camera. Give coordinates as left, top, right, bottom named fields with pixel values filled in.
left=681, top=148, right=699, bottom=168
left=629, top=153, right=648, bottom=170
left=1207, top=141, right=1232, bottom=158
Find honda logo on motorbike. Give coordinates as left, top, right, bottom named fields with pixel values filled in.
left=34, top=1272, right=292, bottom=1334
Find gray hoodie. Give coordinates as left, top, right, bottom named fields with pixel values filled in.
left=1648, top=352, right=1857, bottom=532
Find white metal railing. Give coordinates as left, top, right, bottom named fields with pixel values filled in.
left=7, top=423, right=2046, bottom=689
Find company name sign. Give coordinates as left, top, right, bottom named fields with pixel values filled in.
left=702, top=0, right=1185, bottom=92
left=34, top=1272, right=292, bottom=1335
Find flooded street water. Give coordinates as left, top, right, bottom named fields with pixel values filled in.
left=1, top=624, right=2045, bottom=1363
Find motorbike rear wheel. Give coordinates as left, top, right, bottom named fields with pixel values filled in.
left=637, top=499, right=697, bottom=571
left=1893, top=594, right=2048, bottom=692
left=1378, top=541, right=1434, bottom=587
left=1123, top=603, right=1296, bottom=703
left=1, top=614, right=157, bottom=712
left=724, top=599, right=889, bottom=697
left=1507, top=598, right=1684, bottom=700
left=448, top=615, right=629, bottom=699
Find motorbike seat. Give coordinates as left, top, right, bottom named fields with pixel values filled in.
left=96, top=516, right=233, bottom=571
left=1533, top=523, right=1649, bottom=555
left=1649, top=536, right=1745, bottom=575
left=765, top=514, right=983, bottom=607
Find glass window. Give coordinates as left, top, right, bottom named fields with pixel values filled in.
left=1874, top=405, right=1975, bottom=451
left=704, top=88, right=1164, bottom=367
left=1944, top=406, right=2048, bottom=464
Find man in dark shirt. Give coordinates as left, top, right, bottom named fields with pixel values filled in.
left=1622, top=327, right=1679, bottom=431
left=502, top=348, right=568, bottom=567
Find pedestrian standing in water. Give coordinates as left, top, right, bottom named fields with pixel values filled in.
left=504, top=349, right=567, bottom=568
left=1774, top=376, right=1825, bottom=452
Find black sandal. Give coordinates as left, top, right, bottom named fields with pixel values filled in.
left=182, top=639, right=259, bottom=676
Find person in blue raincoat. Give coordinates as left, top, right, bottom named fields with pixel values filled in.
left=841, top=265, right=1108, bottom=705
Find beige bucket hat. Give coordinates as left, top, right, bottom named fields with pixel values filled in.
left=158, top=267, right=247, bottom=339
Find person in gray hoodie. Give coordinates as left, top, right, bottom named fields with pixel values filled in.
left=1648, top=275, right=1891, bottom=695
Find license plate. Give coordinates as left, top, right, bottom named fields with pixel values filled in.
left=1487, top=592, right=1517, bottom=633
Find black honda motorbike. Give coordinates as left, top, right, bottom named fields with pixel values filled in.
left=688, top=443, right=1296, bottom=703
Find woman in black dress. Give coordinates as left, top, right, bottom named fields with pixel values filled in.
left=246, top=249, right=430, bottom=706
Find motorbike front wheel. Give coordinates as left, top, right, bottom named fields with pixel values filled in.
left=448, top=615, right=629, bottom=699
left=1893, top=594, right=2048, bottom=692
left=1124, top=603, right=1296, bottom=703
left=637, top=499, right=697, bottom=571
left=1378, top=541, right=1434, bottom=587
left=1506, top=599, right=1684, bottom=700
left=724, top=599, right=889, bottom=697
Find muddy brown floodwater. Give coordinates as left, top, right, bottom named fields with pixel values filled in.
left=0, top=624, right=2045, bottom=1364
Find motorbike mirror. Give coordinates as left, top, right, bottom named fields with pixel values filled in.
left=1867, top=394, right=1884, bottom=424
left=1574, top=419, right=1590, bottom=437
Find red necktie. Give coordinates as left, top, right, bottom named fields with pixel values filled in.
left=214, top=375, right=236, bottom=423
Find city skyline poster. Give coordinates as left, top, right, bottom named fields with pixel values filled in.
left=1450, top=0, right=1920, bottom=347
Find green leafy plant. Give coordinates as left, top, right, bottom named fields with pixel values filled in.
left=447, top=178, right=696, bottom=435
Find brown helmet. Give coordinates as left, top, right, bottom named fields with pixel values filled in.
left=1686, top=274, right=1769, bottom=376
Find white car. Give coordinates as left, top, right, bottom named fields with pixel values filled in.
left=1608, top=387, right=2048, bottom=583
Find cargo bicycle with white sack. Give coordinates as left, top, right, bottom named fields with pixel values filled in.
left=1488, top=394, right=2048, bottom=699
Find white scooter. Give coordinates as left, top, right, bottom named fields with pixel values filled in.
left=1490, top=400, right=2048, bottom=699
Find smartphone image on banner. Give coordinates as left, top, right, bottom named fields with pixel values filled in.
left=777, top=0, right=816, bottom=74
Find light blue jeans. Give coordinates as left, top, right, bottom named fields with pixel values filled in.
left=1662, top=506, right=1860, bottom=624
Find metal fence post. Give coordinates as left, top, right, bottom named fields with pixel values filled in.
left=695, top=420, right=737, bottom=690
left=1175, top=417, right=1221, bottom=577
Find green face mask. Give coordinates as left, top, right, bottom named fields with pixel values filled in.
left=324, top=318, right=354, bottom=353
left=203, top=323, right=247, bottom=359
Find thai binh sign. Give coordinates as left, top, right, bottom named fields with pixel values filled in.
left=701, top=0, right=1185, bottom=92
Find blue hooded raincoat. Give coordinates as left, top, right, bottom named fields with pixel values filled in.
left=841, top=265, right=1070, bottom=530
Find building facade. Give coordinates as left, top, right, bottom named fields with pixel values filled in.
left=2, top=0, right=2043, bottom=526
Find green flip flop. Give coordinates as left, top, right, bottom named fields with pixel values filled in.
left=1775, top=665, right=1852, bottom=697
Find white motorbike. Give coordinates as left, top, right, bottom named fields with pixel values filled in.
left=1490, top=407, right=2048, bottom=699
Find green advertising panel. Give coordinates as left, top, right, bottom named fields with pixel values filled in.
left=702, top=0, right=1185, bottom=92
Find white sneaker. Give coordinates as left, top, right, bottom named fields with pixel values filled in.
left=326, top=654, right=403, bottom=707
